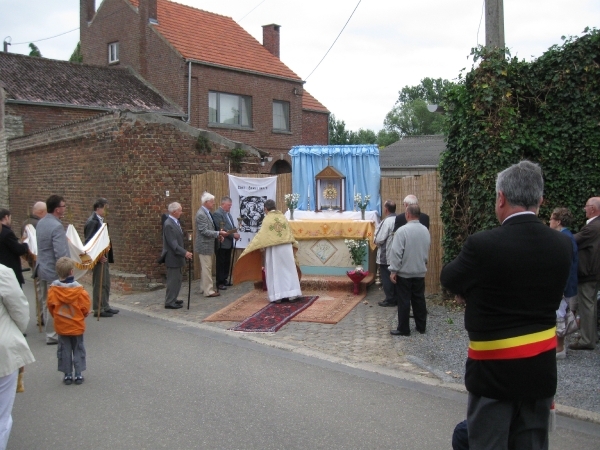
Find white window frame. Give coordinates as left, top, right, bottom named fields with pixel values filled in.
left=272, top=100, right=290, bottom=132
left=108, top=42, right=119, bottom=64
left=208, top=91, right=252, bottom=128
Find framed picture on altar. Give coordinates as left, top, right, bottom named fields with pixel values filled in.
left=315, top=165, right=346, bottom=212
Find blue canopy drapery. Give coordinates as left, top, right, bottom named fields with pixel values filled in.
left=289, top=145, right=381, bottom=213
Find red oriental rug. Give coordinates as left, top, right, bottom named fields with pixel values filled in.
left=229, top=296, right=319, bottom=332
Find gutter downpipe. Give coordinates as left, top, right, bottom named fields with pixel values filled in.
left=187, top=60, right=192, bottom=123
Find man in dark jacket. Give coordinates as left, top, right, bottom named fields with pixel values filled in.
left=570, top=197, right=600, bottom=350
left=0, top=209, right=29, bottom=286
left=440, top=161, right=572, bottom=449
left=212, top=196, right=240, bottom=290
left=84, top=198, right=118, bottom=317
left=393, top=195, right=429, bottom=232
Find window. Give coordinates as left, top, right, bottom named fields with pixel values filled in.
left=108, top=42, right=119, bottom=64
left=208, top=92, right=252, bottom=128
left=273, top=100, right=290, bottom=131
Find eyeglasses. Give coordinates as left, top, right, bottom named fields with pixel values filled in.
left=58, top=204, right=67, bottom=208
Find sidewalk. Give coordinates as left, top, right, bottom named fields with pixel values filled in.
left=106, top=277, right=600, bottom=424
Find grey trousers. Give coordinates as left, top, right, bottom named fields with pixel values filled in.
left=39, top=280, right=57, bottom=343
left=57, top=335, right=86, bottom=374
left=572, top=280, right=598, bottom=348
left=467, top=393, right=552, bottom=450
left=165, top=266, right=183, bottom=306
left=92, top=262, right=111, bottom=312
left=379, top=264, right=395, bottom=303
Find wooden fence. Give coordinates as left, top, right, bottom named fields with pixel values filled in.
left=191, top=171, right=442, bottom=293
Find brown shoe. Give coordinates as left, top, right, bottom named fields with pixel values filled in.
left=568, top=342, right=594, bottom=350
left=207, top=292, right=220, bottom=297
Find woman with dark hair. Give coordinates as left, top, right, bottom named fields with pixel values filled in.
left=0, top=209, right=29, bottom=287
left=549, top=207, right=579, bottom=358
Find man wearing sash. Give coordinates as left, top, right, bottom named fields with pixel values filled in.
left=84, top=198, right=118, bottom=317
left=441, top=161, right=572, bottom=449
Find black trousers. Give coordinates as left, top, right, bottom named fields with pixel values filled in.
left=215, top=247, right=232, bottom=285
left=395, top=276, right=426, bottom=334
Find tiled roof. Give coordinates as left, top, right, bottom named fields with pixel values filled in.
left=379, top=135, right=446, bottom=168
left=0, top=52, right=183, bottom=115
left=302, top=90, right=328, bottom=113
left=129, top=0, right=301, bottom=81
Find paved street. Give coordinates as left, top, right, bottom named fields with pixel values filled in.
left=7, top=278, right=600, bottom=449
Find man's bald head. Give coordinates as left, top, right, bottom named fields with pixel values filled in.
left=32, top=201, right=47, bottom=218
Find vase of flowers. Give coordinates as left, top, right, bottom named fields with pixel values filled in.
left=354, top=193, right=370, bottom=220
left=285, top=193, right=300, bottom=220
left=344, top=238, right=368, bottom=271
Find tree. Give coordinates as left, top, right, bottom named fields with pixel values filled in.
left=28, top=43, right=42, bottom=57
left=70, top=42, right=83, bottom=63
left=328, top=114, right=351, bottom=145
left=383, top=77, right=454, bottom=137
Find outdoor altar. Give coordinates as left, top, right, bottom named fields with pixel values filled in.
left=286, top=145, right=381, bottom=276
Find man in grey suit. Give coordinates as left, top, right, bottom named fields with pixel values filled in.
left=212, top=196, right=240, bottom=290
left=35, top=195, right=69, bottom=344
left=195, top=192, right=228, bottom=298
left=161, top=202, right=193, bottom=309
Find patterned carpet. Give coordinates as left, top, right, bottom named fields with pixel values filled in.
left=204, top=285, right=367, bottom=325
left=229, top=296, right=319, bottom=332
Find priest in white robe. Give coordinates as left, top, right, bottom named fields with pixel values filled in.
left=233, top=199, right=302, bottom=302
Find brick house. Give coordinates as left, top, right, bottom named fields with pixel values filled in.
left=1, top=52, right=267, bottom=290
left=80, top=0, right=329, bottom=174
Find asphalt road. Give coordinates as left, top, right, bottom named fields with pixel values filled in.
left=8, top=280, right=600, bottom=449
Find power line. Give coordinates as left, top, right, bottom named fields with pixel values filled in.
left=237, top=0, right=268, bottom=23
left=304, top=0, right=362, bottom=81
left=11, top=28, right=79, bottom=46
left=476, top=0, right=485, bottom=47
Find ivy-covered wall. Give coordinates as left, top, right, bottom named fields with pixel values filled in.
left=440, top=28, right=600, bottom=262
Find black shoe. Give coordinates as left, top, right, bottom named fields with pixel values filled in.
left=64, top=373, right=73, bottom=385
left=218, top=285, right=227, bottom=290
left=225, top=282, right=233, bottom=286
left=165, top=304, right=183, bottom=309
left=417, top=328, right=426, bottom=334
left=99, top=311, right=113, bottom=317
left=378, top=300, right=397, bottom=307
left=107, top=308, right=119, bottom=314
left=175, top=300, right=184, bottom=305
left=74, top=374, right=84, bottom=385
left=390, top=330, right=410, bottom=336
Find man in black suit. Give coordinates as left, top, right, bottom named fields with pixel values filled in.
left=440, top=160, right=572, bottom=449
left=393, top=194, right=429, bottom=232
left=84, top=198, right=118, bottom=317
left=0, top=209, right=29, bottom=287
left=161, top=202, right=193, bottom=309
left=212, top=196, right=240, bottom=290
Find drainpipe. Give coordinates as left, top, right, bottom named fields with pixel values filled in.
left=187, top=60, right=192, bottom=123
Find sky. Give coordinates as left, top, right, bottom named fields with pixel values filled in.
left=1, top=0, right=598, bottom=131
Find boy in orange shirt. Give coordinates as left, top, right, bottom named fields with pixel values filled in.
left=47, top=257, right=91, bottom=385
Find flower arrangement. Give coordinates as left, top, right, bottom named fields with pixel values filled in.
left=285, top=193, right=300, bottom=210
left=354, top=193, right=371, bottom=210
left=344, top=239, right=368, bottom=267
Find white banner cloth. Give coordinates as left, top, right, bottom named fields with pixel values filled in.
left=228, top=174, right=277, bottom=248
left=23, top=223, right=111, bottom=280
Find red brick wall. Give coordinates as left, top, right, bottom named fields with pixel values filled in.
left=302, top=110, right=329, bottom=145
left=6, top=104, right=105, bottom=135
left=8, top=111, right=261, bottom=290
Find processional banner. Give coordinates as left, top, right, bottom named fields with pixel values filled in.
left=227, top=174, right=277, bottom=249
left=23, top=223, right=111, bottom=280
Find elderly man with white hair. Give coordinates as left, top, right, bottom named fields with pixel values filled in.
left=195, top=193, right=228, bottom=298
left=394, top=194, right=430, bottom=232
left=160, top=202, right=193, bottom=309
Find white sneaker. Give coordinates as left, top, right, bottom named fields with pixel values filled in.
left=556, top=348, right=567, bottom=360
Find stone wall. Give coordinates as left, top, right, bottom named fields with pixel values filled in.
left=8, top=110, right=262, bottom=290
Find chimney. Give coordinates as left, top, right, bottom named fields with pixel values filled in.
left=262, top=24, right=280, bottom=58
left=82, top=0, right=95, bottom=23
left=147, top=0, right=158, bottom=23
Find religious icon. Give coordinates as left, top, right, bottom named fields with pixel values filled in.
left=238, top=195, right=266, bottom=233
left=323, top=184, right=338, bottom=211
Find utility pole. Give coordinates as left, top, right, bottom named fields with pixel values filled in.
left=485, top=0, right=505, bottom=49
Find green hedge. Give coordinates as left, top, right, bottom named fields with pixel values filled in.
left=440, top=28, right=600, bottom=262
